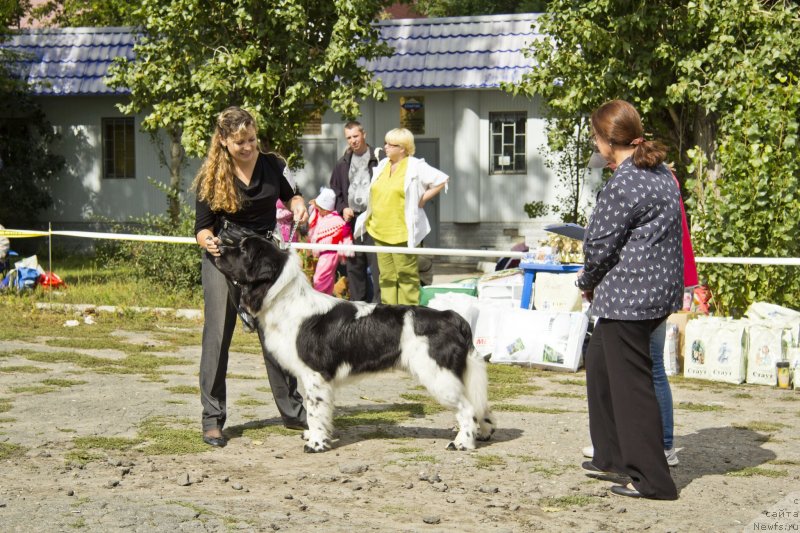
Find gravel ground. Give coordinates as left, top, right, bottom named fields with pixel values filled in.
left=0, top=305, right=798, bottom=533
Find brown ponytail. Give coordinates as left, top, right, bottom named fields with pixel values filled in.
left=591, top=100, right=667, bottom=169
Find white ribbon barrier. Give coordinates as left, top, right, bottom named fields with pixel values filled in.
left=2, top=227, right=799, bottom=264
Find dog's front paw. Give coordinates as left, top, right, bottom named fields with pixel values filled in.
left=446, top=440, right=474, bottom=452
left=303, top=439, right=331, bottom=453
left=477, top=413, right=497, bottom=441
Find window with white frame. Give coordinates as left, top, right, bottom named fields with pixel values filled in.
left=489, top=112, right=526, bottom=175
left=102, top=117, right=135, bottom=179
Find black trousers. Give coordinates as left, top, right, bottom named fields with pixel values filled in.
left=199, top=254, right=306, bottom=431
left=586, top=317, right=677, bottom=500
left=346, top=230, right=381, bottom=303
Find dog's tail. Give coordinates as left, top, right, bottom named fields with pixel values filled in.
left=463, top=349, right=489, bottom=417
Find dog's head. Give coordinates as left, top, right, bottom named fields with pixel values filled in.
left=213, top=233, right=289, bottom=313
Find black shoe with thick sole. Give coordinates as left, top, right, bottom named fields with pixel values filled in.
left=581, top=461, right=628, bottom=482
left=610, top=484, right=642, bottom=498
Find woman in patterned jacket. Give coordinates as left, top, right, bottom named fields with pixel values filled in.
left=576, top=100, right=683, bottom=500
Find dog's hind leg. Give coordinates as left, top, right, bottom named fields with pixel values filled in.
left=414, top=366, right=478, bottom=451
left=464, top=352, right=496, bottom=442
left=300, top=372, right=335, bottom=453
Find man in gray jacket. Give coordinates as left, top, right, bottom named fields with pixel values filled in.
left=329, top=121, right=380, bottom=302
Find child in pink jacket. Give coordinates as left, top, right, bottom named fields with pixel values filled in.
left=308, top=187, right=353, bottom=295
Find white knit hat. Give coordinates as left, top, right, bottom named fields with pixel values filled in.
left=315, top=187, right=336, bottom=212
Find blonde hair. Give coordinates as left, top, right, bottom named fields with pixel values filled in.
left=191, top=106, right=259, bottom=213
left=385, top=127, right=415, bottom=157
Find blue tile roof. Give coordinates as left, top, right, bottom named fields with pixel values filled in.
left=3, top=13, right=539, bottom=95
left=4, top=27, right=135, bottom=95
left=372, top=13, right=539, bottom=90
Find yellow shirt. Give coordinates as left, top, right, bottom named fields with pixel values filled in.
left=367, top=158, right=408, bottom=244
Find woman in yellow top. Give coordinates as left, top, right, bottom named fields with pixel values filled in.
left=354, top=128, right=449, bottom=305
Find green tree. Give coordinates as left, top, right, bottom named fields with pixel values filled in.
left=28, top=0, right=138, bottom=26
left=411, top=0, right=549, bottom=17
left=106, top=0, right=391, bottom=223
left=0, top=1, right=65, bottom=227
left=508, top=0, right=800, bottom=313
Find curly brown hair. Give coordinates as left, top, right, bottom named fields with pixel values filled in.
left=191, top=106, right=258, bottom=213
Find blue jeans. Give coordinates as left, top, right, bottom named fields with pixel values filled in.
left=650, top=320, right=673, bottom=450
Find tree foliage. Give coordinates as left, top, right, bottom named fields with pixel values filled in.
left=0, top=2, right=65, bottom=227
left=107, top=0, right=391, bottom=164
left=411, top=0, right=549, bottom=17
left=508, top=0, right=800, bottom=313
left=29, top=0, right=138, bottom=26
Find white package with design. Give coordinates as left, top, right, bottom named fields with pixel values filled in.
left=490, top=308, right=589, bottom=372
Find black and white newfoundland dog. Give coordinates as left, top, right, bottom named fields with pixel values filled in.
left=214, top=228, right=495, bottom=453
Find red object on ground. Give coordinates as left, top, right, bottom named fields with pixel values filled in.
left=38, top=272, right=66, bottom=288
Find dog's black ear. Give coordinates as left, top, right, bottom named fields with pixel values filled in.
left=240, top=236, right=285, bottom=283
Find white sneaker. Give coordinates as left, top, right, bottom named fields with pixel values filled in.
left=582, top=445, right=594, bottom=458
left=664, top=447, right=679, bottom=466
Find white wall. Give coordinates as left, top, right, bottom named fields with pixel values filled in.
left=36, top=95, right=199, bottom=228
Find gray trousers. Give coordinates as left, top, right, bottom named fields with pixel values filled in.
left=199, top=254, right=306, bottom=431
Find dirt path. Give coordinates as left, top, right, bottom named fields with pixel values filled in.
left=0, top=312, right=798, bottom=532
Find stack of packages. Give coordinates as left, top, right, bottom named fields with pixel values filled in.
left=681, top=302, right=800, bottom=388
left=426, top=265, right=589, bottom=372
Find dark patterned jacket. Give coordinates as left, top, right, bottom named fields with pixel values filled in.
left=576, top=158, right=683, bottom=320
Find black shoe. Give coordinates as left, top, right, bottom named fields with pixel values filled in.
left=237, top=306, right=257, bottom=333
left=202, top=431, right=227, bottom=447
left=610, top=484, right=642, bottom=498
left=581, top=461, right=628, bottom=482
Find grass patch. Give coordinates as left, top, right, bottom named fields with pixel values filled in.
left=358, top=429, right=395, bottom=440
left=406, top=454, right=437, bottom=464
left=138, top=417, right=208, bottom=455
left=769, top=459, right=800, bottom=466
left=546, top=392, right=585, bottom=399
left=0, top=365, right=47, bottom=374
left=335, top=404, right=425, bottom=428
left=255, top=386, right=271, bottom=394
left=166, top=385, right=199, bottom=395
left=487, top=364, right=543, bottom=401
left=73, top=436, right=143, bottom=451
left=227, top=373, right=260, bottom=380
left=554, top=378, right=586, bottom=387
left=493, top=403, right=570, bottom=414
left=390, top=446, right=424, bottom=454
left=57, top=428, right=77, bottom=433
left=9, top=384, right=57, bottom=394
left=0, top=417, right=16, bottom=423
left=0, top=399, right=11, bottom=413
left=399, top=393, right=446, bottom=415
left=0, top=441, right=25, bottom=460
left=538, top=495, right=596, bottom=509
left=474, top=454, right=506, bottom=469
left=675, top=402, right=725, bottom=412
left=65, top=449, right=104, bottom=466
left=165, top=400, right=188, bottom=405
left=733, top=421, right=787, bottom=433
left=45, top=337, right=141, bottom=351
left=726, top=467, right=788, bottom=478
left=41, top=378, right=87, bottom=388
left=733, top=393, right=753, bottom=399
left=223, top=421, right=302, bottom=440
left=778, top=395, right=798, bottom=401
left=235, top=397, right=267, bottom=407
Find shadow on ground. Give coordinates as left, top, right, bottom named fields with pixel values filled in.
left=672, top=426, right=778, bottom=491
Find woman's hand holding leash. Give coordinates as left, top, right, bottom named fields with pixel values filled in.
left=205, top=235, right=221, bottom=257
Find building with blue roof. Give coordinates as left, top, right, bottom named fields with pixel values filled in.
left=4, top=14, right=590, bottom=254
